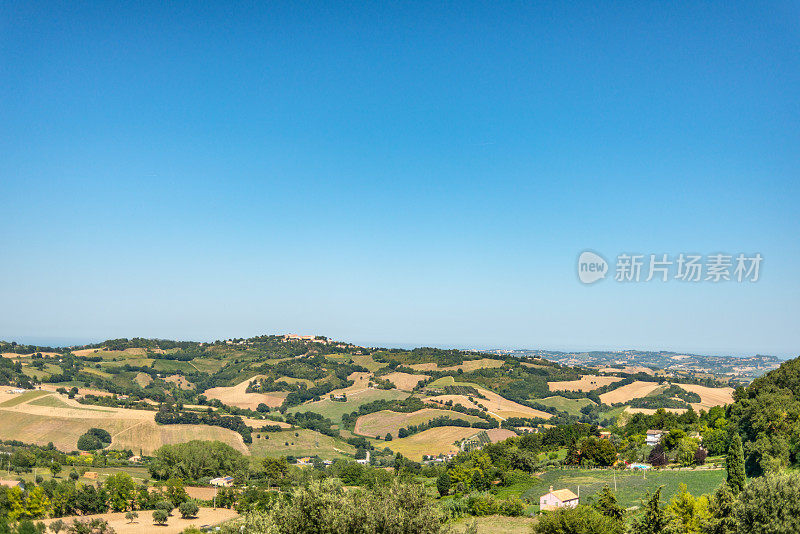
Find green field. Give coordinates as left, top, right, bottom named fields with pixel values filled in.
left=249, top=428, right=355, bottom=460
left=325, top=354, right=386, bottom=373
left=427, top=376, right=483, bottom=389
left=536, top=396, right=596, bottom=416
left=151, top=359, right=196, bottom=373
left=497, top=468, right=726, bottom=510
left=28, top=395, right=112, bottom=411
left=599, top=405, right=628, bottom=425
left=189, top=358, right=227, bottom=374
left=287, top=388, right=409, bottom=422
left=0, top=390, right=48, bottom=407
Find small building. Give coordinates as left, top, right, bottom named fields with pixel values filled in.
left=296, top=457, right=313, bottom=467
left=210, top=476, right=234, bottom=487
left=646, top=429, right=664, bottom=446
left=128, top=455, right=141, bottom=463
left=599, top=431, right=612, bottom=439
left=540, top=486, right=579, bottom=511
left=356, top=450, right=371, bottom=466
left=83, top=472, right=98, bottom=480
left=0, top=480, right=24, bottom=490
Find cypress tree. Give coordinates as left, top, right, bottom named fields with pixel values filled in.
left=727, top=432, right=746, bottom=493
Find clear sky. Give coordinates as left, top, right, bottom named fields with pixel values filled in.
left=1, top=2, right=798, bottom=356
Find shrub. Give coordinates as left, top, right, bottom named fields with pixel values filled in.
left=152, top=509, right=169, bottom=525
left=533, top=505, right=625, bottom=534
left=178, top=500, right=199, bottom=519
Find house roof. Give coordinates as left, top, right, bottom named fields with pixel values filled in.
left=548, top=488, right=579, bottom=502
left=646, top=429, right=664, bottom=435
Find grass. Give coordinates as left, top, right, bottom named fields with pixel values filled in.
left=152, top=360, right=196, bottom=373
left=427, top=376, right=483, bottom=389
left=189, top=358, right=227, bottom=374
left=325, top=354, right=386, bottom=373
left=28, top=395, right=112, bottom=412
left=249, top=428, right=355, bottom=460
left=449, top=516, right=535, bottom=534
left=287, top=388, right=409, bottom=422
left=536, top=396, right=596, bottom=416
left=0, top=390, right=48, bottom=407
left=599, top=406, right=628, bottom=424
left=510, top=468, right=726, bottom=510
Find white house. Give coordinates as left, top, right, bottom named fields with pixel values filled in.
left=356, top=450, right=371, bottom=465
left=210, top=476, right=234, bottom=487
left=539, top=486, right=579, bottom=511
left=646, top=429, right=664, bottom=446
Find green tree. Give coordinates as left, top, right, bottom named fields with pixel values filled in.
left=105, top=472, right=136, bottom=512
left=48, top=519, right=66, bottom=533
left=634, top=487, right=667, bottom=534
left=163, top=477, right=189, bottom=506
left=179, top=500, right=199, bottom=519
left=726, top=432, right=746, bottom=493
left=238, top=479, right=445, bottom=533
left=125, top=511, right=138, bottom=524
left=436, top=472, right=451, bottom=497
left=664, top=484, right=709, bottom=534
left=21, top=487, right=50, bottom=520
left=735, top=471, right=800, bottom=534
left=152, top=509, right=169, bottom=525
left=532, top=505, right=625, bottom=534
left=594, top=485, right=624, bottom=523
left=49, top=463, right=62, bottom=478
left=262, top=457, right=289, bottom=481
left=701, top=484, right=737, bottom=534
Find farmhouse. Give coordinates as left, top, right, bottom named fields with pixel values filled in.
left=646, top=429, right=664, bottom=446
left=540, top=486, right=579, bottom=511
left=356, top=450, right=371, bottom=466
left=210, top=476, right=234, bottom=487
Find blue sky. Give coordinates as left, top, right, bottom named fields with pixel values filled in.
left=1, top=2, right=798, bottom=356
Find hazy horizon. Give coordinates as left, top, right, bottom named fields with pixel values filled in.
left=2, top=2, right=798, bottom=357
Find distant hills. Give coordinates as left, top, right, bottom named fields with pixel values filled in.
left=484, top=348, right=783, bottom=384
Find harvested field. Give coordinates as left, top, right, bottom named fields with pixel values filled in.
left=409, top=358, right=504, bottom=372
left=548, top=375, right=622, bottom=392
left=625, top=406, right=687, bottom=415
left=41, top=508, right=238, bottom=534
left=485, top=428, right=517, bottom=442
left=598, top=366, right=655, bottom=375
left=678, top=384, right=735, bottom=410
left=204, top=376, right=287, bottom=410
left=0, top=390, right=248, bottom=454
left=424, top=377, right=551, bottom=421
left=354, top=408, right=481, bottom=438
left=599, top=381, right=662, bottom=405
left=383, top=426, right=478, bottom=461
left=382, top=371, right=429, bottom=390
left=249, top=428, right=355, bottom=459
